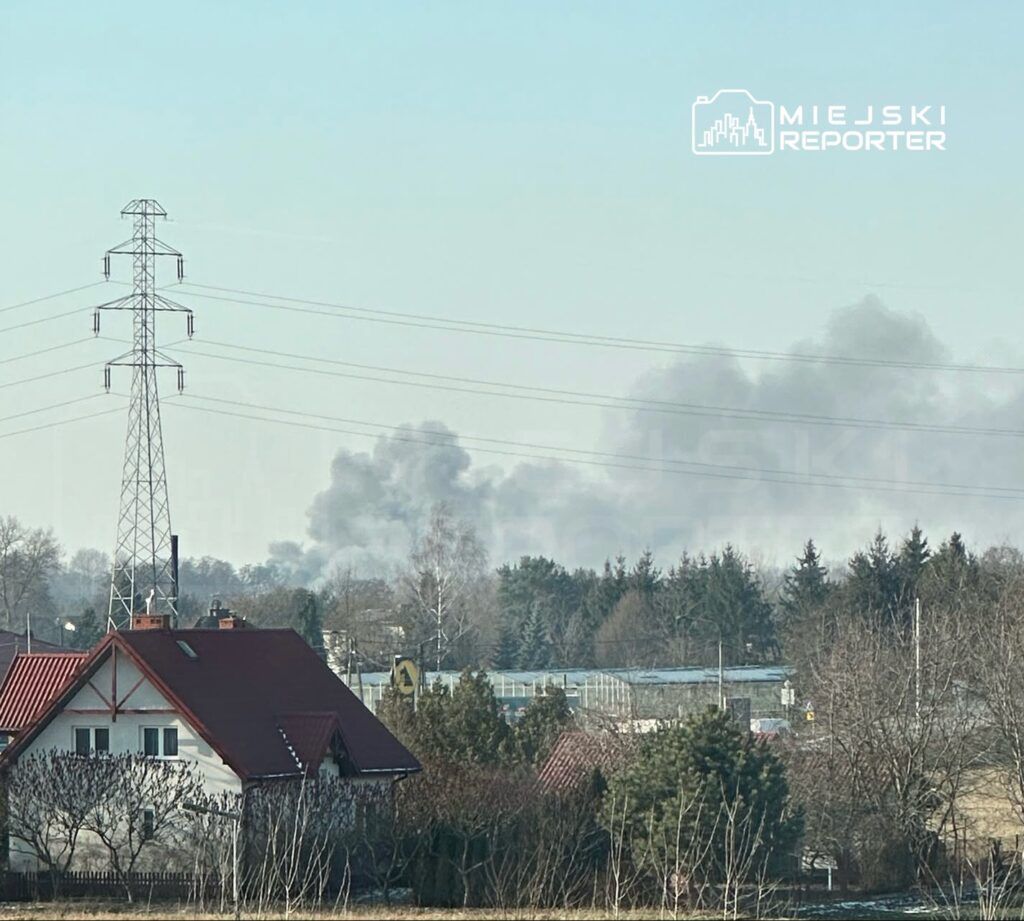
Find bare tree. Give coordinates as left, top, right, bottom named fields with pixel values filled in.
left=0, top=516, right=60, bottom=632
left=63, top=548, right=110, bottom=603
left=401, top=504, right=487, bottom=671
left=803, top=601, right=989, bottom=888
left=4, top=751, right=103, bottom=892
left=973, top=579, right=1024, bottom=823
left=4, top=751, right=203, bottom=899
left=82, top=753, right=205, bottom=899
left=240, top=776, right=382, bottom=913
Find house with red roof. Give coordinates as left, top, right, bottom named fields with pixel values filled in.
left=537, top=730, right=636, bottom=793
left=0, top=650, right=88, bottom=743
left=0, top=630, right=63, bottom=687
left=0, top=616, right=420, bottom=870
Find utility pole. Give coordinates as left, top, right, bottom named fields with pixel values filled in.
left=95, top=200, right=194, bottom=628
left=690, top=616, right=727, bottom=712
left=914, top=596, right=921, bottom=725
left=718, top=633, right=725, bottom=711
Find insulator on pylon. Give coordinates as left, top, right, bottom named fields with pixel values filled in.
left=186, top=313, right=195, bottom=339
left=92, top=310, right=100, bottom=336
left=103, top=254, right=110, bottom=280
left=177, top=256, right=184, bottom=281
left=177, top=368, right=185, bottom=393
left=103, top=366, right=111, bottom=392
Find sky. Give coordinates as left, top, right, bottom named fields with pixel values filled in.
left=1, top=2, right=1023, bottom=577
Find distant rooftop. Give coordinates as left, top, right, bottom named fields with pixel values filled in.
left=0, top=651, right=88, bottom=732
left=348, top=664, right=791, bottom=688
left=0, top=631, right=63, bottom=686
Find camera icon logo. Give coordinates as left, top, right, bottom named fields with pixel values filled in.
left=692, top=89, right=775, bottom=156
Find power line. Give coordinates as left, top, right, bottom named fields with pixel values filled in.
left=0, top=393, right=106, bottom=427
left=0, top=307, right=89, bottom=337
left=176, top=392, right=1024, bottom=496
left=163, top=397, right=1024, bottom=502
left=175, top=280, right=1024, bottom=376
left=0, top=403, right=126, bottom=442
left=165, top=339, right=1024, bottom=440
left=0, top=338, right=96, bottom=368
left=0, top=361, right=99, bottom=392
left=0, top=281, right=106, bottom=317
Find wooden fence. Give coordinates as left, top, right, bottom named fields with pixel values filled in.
left=2, top=869, right=223, bottom=902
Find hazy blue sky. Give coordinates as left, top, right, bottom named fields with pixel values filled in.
left=1, top=2, right=1022, bottom=572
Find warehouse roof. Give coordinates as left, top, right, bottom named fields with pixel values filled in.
left=351, top=665, right=791, bottom=688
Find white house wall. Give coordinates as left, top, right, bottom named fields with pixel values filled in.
left=9, top=652, right=244, bottom=871
left=26, top=653, right=243, bottom=796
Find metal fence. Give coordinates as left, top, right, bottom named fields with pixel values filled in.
left=2, top=869, right=221, bottom=902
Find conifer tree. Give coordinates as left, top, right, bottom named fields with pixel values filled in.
left=846, top=530, right=902, bottom=626
left=445, top=670, right=510, bottom=764
left=897, top=525, right=931, bottom=605
left=517, top=603, right=550, bottom=669
left=512, top=685, right=573, bottom=767
left=781, top=539, right=831, bottom=617
left=630, top=549, right=661, bottom=599
left=603, top=709, right=802, bottom=890
left=73, top=606, right=104, bottom=650
left=296, top=590, right=325, bottom=659
left=490, top=620, right=518, bottom=670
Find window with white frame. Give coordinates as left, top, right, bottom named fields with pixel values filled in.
left=141, top=726, right=178, bottom=758
left=141, top=807, right=155, bottom=840
left=73, top=727, right=110, bottom=755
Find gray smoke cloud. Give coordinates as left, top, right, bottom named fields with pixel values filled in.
left=268, top=297, right=1024, bottom=578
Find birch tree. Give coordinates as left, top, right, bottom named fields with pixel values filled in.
left=402, top=504, right=487, bottom=671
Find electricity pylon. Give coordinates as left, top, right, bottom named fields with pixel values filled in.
left=94, top=200, right=194, bottom=626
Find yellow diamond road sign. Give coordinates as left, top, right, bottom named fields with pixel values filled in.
left=392, top=658, right=420, bottom=696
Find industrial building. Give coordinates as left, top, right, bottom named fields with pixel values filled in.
left=340, top=664, right=792, bottom=726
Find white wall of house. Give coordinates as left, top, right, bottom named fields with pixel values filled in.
left=8, top=653, right=243, bottom=871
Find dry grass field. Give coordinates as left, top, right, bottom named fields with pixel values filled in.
left=0, top=907, right=697, bottom=921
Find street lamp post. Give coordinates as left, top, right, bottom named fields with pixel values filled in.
left=184, top=801, right=241, bottom=919
left=687, top=616, right=726, bottom=711
left=57, top=619, right=76, bottom=648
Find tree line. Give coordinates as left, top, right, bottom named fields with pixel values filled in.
left=5, top=505, right=1023, bottom=678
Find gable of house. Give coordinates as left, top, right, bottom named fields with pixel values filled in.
left=11, top=643, right=242, bottom=795
left=0, top=627, right=420, bottom=783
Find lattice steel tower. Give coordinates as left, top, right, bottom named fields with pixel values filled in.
left=94, top=200, right=194, bottom=626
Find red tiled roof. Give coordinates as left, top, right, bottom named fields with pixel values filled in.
left=0, top=632, right=62, bottom=686
left=0, top=652, right=88, bottom=732
left=537, top=731, right=636, bottom=792
left=1, top=629, right=419, bottom=780
left=277, top=712, right=341, bottom=773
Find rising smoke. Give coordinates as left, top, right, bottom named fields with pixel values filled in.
left=267, top=297, right=1024, bottom=579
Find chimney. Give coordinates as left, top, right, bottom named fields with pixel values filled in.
left=219, top=615, right=249, bottom=630
left=170, top=535, right=179, bottom=610
left=131, top=588, right=171, bottom=630
left=131, top=613, right=171, bottom=631
left=209, top=599, right=249, bottom=629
